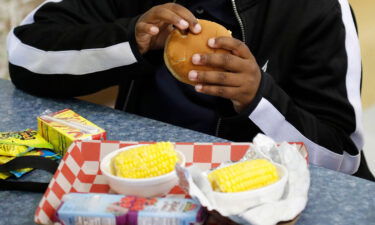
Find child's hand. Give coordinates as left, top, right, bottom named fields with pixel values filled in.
left=135, top=3, right=201, bottom=54
left=188, top=37, right=261, bottom=113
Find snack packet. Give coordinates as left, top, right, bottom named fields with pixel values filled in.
left=0, top=129, right=54, bottom=156
left=0, top=144, right=28, bottom=157
left=56, top=193, right=206, bottom=225
left=0, top=149, right=60, bottom=179
left=0, top=171, right=11, bottom=180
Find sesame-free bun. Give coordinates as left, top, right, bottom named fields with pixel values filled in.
left=164, top=19, right=232, bottom=85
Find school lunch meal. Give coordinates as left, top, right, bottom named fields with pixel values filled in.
left=56, top=140, right=287, bottom=225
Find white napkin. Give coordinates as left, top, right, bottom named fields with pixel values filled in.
left=176, top=134, right=310, bottom=225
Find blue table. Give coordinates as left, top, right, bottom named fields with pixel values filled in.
left=0, top=79, right=374, bottom=225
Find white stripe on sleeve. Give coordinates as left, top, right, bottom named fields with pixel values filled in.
left=249, top=0, right=363, bottom=174
left=6, top=0, right=137, bottom=75
left=249, top=98, right=360, bottom=174
left=338, top=0, right=364, bottom=151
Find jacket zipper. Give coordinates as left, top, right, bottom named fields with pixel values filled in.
left=215, top=0, right=245, bottom=137
left=231, top=0, right=246, bottom=42
left=215, top=117, right=222, bottom=137
left=123, top=80, right=135, bottom=111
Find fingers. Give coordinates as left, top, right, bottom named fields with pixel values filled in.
left=189, top=37, right=261, bottom=112
left=195, top=84, right=238, bottom=100
left=188, top=69, right=239, bottom=99
left=163, top=3, right=201, bottom=33
left=136, top=3, right=200, bottom=54
left=135, top=22, right=160, bottom=54
left=208, top=37, right=253, bottom=59
left=136, top=21, right=159, bottom=38
left=188, top=70, right=241, bottom=87
left=192, top=53, right=248, bottom=72
left=144, top=3, right=201, bottom=33
left=189, top=51, right=261, bottom=113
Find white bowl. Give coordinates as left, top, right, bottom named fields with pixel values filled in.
left=210, top=163, right=288, bottom=215
left=100, top=144, right=186, bottom=197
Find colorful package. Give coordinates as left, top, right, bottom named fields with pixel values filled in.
left=0, top=149, right=60, bottom=179
left=37, top=109, right=106, bottom=156
left=0, top=171, right=11, bottom=180
left=0, top=129, right=54, bottom=156
left=56, top=193, right=206, bottom=225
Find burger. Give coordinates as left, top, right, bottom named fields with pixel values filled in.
left=164, top=19, right=232, bottom=85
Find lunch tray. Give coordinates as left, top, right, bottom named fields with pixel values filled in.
left=34, top=140, right=307, bottom=224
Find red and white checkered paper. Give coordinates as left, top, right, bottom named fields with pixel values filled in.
left=34, top=140, right=307, bottom=225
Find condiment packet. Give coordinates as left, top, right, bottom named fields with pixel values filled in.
left=176, top=134, right=310, bottom=225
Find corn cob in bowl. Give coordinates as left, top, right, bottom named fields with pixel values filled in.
left=100, top=142, right=185, bottom=197
left=208, top=159, right=280, bottom=193
left=206, top=159, right=288, bottom=212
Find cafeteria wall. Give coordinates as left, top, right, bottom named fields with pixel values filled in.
left=350, top=0, right=375, bottom=176
left=0, top=0, right=374, bottom=174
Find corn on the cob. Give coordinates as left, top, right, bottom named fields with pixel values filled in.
left=112, top=142, right=178, bottom=178
left=207, top=159, right=279, bottom=193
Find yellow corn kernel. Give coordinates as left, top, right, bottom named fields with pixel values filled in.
left=112, top=142, right=178, bottom=178
left=207, top=159, right=279, bottom=193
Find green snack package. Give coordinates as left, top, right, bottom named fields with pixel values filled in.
left=0, top=129, right=54, bottom=156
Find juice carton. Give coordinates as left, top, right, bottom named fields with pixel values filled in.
left=56, top=193, right=206, bottom=225
left=37, top=109, right=106, bottom=156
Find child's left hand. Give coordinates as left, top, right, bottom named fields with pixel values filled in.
left=189, top=37, right=261, bottom=113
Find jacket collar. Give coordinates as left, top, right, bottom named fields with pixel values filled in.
left=171, top=0, right=261, bottom=11
left=234, top=0, right=262, bottom=12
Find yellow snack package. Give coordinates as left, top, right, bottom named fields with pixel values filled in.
left=0, top=144, right=28, bottom=157
left=0, top=151, right=42, bottom=179
left=0, top=149, right=60, bottom=179
left=0, top=155, right=14, bottom=164
left=38, top=109, right=106, bottom=156
left=0, top=150, right=42, bottom=164
left=0, top=172, right=11, bottom=180
left=0, top=129, right=54, bottom=156
left=0, top=154, right=14, bottom=179
left=0, top=155, right=33, bottom=180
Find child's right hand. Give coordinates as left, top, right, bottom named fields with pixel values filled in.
left=135, top=3, right=201, bottom=54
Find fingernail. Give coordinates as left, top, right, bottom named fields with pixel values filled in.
left=192, top=54, right=201, bottom=64
left=195, top=84, right=202, bottom=92
left=179, top=20, right=189, bottom=29
left=208, top=38, right=215, bottom=47
left=188, top=70, right=198, bottom=81
left=150, top=26, right=159, bottom=34
left=193, top=23, right=201, bottom=33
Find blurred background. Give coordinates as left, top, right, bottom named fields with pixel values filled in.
left=0, top=0, right=374, bottom=175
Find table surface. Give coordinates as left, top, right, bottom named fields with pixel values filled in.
left=0, top=79, right=374, bottom=225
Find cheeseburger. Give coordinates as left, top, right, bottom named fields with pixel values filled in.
left=164, top=19, right=232, bottom=85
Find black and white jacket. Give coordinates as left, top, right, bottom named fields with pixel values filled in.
left=7, top=0, right=363, bottom=174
